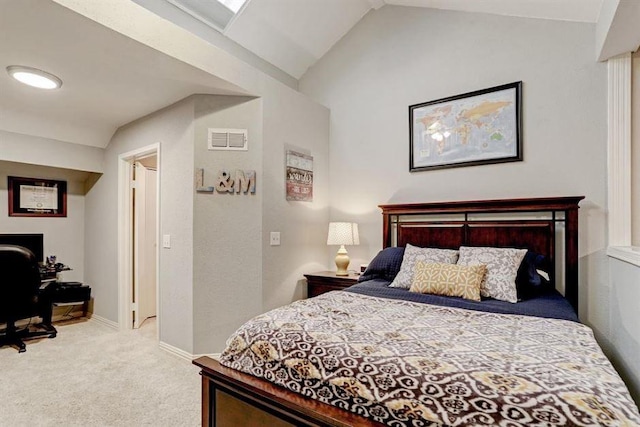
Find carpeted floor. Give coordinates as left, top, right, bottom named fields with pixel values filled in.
left=0, top=318, right=200, bottom=427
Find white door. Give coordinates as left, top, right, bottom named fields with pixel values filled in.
left=133, top=162, right=157, bottom=328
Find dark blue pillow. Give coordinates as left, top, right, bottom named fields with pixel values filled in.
left=516, top=251, right=552, bottom=299
left=358, top=247, right=405, bottom=283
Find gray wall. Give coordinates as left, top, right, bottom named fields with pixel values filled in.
left=86, top=86, right=329, bottom=354
left=0, top=130, right=104, bottom=173
left=300, top=5, right=607, bottom=305
left=261, top=81, right=331, bottom=312
left=191, top=86, right=330, bottom=354
left=298, top=3, right=640, bottom=403
left=192, top=95, right=263, bottom=354
left=0, top=161, right=86, bottom=282
left=633, top=50, right=639, bottom=246
left=85, top=98, right=195, bottom=351
left=607, top=258, right=640, bottom=404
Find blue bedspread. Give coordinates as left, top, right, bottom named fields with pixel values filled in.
left=344, top=278, right=579, bottom=322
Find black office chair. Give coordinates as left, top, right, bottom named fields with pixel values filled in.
left=0, top=245, right=57, bottom=352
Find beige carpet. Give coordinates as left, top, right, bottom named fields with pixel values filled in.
left=0, top=318, right=200, bottom=426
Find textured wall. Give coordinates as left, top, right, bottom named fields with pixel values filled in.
left=191, top=87, right=330, bottom=354
left=85, top=98, right=195, bottom=351
left=192, top=95, right=263, bottom=354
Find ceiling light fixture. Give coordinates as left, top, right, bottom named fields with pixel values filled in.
left=6, top=65, right=62, bottom=90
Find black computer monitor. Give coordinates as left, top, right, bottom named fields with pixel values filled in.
left=0, top=233, right=44, bottom=263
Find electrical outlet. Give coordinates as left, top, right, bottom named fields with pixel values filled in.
left=270, top=232, right=280, bottom=246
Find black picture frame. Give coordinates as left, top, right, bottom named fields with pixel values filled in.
left=8, top=176, right=67, bottom=217
left=409, top=81, right=522, bottom=172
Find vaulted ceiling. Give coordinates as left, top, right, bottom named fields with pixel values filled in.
left=1, top=0, right=637, bottom=151
left=222, top=0, right=605, bottom=79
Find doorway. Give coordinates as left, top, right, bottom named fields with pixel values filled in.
left=133, top=158, right=157, bottom=328
left=117, top=144, right=160, bottom=336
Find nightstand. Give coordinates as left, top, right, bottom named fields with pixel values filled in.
left=304, top=271, right=359, bottom=298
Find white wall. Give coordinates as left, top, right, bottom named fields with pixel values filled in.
left=0, top=161, right=86, bottom=282
left=84, top=98, right=195, bottom=351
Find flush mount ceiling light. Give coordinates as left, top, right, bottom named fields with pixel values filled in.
left=6, top=65, right=62, bottom=90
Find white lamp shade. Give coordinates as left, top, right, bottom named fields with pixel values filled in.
left=327, top=222, right=360, bottom=246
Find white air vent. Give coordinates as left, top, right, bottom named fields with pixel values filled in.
left=207, top=128, right=248, bottom=151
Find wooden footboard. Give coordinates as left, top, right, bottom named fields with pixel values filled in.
left=193, top=356, right=384, bottom=427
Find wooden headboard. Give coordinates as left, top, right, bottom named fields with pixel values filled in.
left=379, top=196, right=584, bottom=312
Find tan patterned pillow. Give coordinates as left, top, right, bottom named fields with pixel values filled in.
left=409, top=261, right=486, bottom=301
left=389, top=244, right=459, bottom=289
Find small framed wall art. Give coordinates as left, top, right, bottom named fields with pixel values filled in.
left=8, top=176, right=67, bottom=217
left=285, top=150, right=313, bottom=202
left=409, top=81, right=522, bottom=172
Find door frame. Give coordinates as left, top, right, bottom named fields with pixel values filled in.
left=117, top=143, right=161, bottom=337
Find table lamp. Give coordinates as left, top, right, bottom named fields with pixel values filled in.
left=327, top=222, right=360, bottom=276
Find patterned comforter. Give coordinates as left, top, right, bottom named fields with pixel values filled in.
left=220, top=292, right=640, bottom=426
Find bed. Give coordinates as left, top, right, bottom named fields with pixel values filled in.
left=193, top=197, right=640, bottom=426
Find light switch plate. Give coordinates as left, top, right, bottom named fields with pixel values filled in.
left=162, top=234, right=171, bottom=248
left=270, top=232, right=280, bottom=246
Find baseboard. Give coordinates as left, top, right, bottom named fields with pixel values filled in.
left=158, top=340, right=220, bottom=361
left=158, top=341, right=192, bottom=361
left=89, top=314, right=119, bottom=330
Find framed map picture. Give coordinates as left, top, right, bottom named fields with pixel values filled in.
left=8, top=176, right=67, bottom=217
left=410, top=81, right=522, bottom=172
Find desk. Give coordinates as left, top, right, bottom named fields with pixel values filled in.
left=39, top=283, right=91, bottom=323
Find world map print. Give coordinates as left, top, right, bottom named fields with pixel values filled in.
left=411, top=85, right=519, bottom=170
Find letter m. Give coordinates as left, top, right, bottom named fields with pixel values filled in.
left=234, top=170, right=256, bottom=194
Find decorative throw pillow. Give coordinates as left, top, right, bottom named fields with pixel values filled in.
left=358, top=247, right=405, bottom=283
left=409, top=261, right=486, bottom=301
left=389, top=244, right=459, bottom=289
left=516, top=251, right=552, bottom=300
left=457, top=246, right=527, bottom=303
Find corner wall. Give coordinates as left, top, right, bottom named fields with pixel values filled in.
left=0, top=161, right=87, bottom=282
left=261, top=82, right=331, bottom=312
left=192, top=95, right=263, bottom=354
left=66, top=0, right=331, bottom=355
left=84, top=98, right=195, bottom=351
left=192, top=87, right=330, bottom=354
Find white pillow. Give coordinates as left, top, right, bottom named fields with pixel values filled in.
left=389, top=244, right=459, bottom=289
left=457, top=246, right=527, bottom=303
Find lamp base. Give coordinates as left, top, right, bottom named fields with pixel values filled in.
left=334, top=245, right=350, bottom=276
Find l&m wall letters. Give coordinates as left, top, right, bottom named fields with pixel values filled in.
left=195, top=168, right=256, bottom=194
